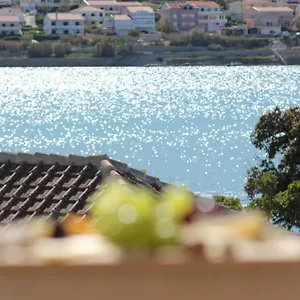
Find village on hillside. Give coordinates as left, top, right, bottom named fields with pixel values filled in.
left=0, top=0, right=300, bottom=65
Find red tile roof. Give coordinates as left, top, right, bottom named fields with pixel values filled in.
left=47, top=13, right=84, bottom=21
left=253, top=6, right=293, bottom=12
left=0, top=15, right=19, bottom=22
left=168, top=2, right=182, bottom=8
left=118, top=1, right=141, bottom=6
left=114, top=14, right=132, bottom=20
left=188, top=1, right=219, bottom=7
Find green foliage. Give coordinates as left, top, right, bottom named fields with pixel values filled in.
left=84, top=22, right=104, bottom=35
left=92, top=42, right=115, bottom=57
left=127, top=29, right=140, bottom=37
left=225, top=15, right=238, bottom=27
left=155, top=12, right=161, bottom=22
left=166, top=29, right=269, bottom=49
left=208, top=43, right=223, bottom=51
left=27, top=42, right=52, bottom=57
left=2, top=35, right=22, bottom=41
left=33, top=34, right=60, bottom=41
left=245, top=106, right=300, bottom=230
left=216, top=0, right=228, bottom=10
left=213, top=195, right=243, bottom=211
left=156, top=19, right=177, bottom=33
left=35, top=13, right=45, bottom=26
left=53, top=42, right=71, bottom=57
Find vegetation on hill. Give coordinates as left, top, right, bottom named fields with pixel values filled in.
left=245, top=107, right=300, bottom=230
left=213, top=195, right=243, bottom=211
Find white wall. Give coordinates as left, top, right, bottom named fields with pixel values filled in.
left=44, top=16, right=84, bottom=35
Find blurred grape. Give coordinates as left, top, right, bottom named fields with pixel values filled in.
left=88, top=179, right=195, bottom=251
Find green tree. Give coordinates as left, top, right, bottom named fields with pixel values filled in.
left=245, top=106, right=300, bottom=230
left=213, top=195, right=243, bottom=211
left=27, top=42, right=52, bottom=57
left=156, top=19, right=177, bottom=33
left=92, top=43, right=115, bottom=57
left=127, top=29, right=140, bottom=37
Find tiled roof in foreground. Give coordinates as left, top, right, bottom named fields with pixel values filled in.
left=0, top=152, right=232, bottom=224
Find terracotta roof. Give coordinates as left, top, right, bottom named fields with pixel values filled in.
left=0, top=151, right=232, bottom=225
left=114, top=14, right=132, bottom=20
left=85, top=0, right=118, bottom=6
left=71, top=6, right=103, bottom=12
left=167, top=2, right=182, bottom=8
left=0, top=8, right=23, bottom=14
left=118, top=1, right=141, bottom=6
left=0, top=15, right=19, bottom=22
left=188, top=1, right=219, bottom=7
left=253, top=6, right=293, bottom=11
left=47, top=13, right=84, bottom=21
left=126, top=5, right=154, bottom=12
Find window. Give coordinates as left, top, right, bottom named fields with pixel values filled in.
left=82, top=13, right=85, bottom=16
left=91, top=13, right=95, bottom=16
left=99, top=21, right=102, bottom=24
left=10, top=23, right=14, bottom=27
left=214, top=8, right=218, bottom=11
left=2, top=24, right=5, bottom=27
left=189, top=6, right=193, bottom=9
left=109, top=7, right=112, bottom=10
left=75, top=21, right=80, bottom=25
left=51, top=21, right=56, bottom=25
left=100, top=7, right=103, bottom=9
left=52, top=29, right=56, bottom=34
left=183, top=6, right=187, bottom=9
left=10, top=31, right=14, bottom=34
left=76, top=29, right=80, bottom=33
left=201, top=8, right=204, bottom=11
left=207, top=8, right=211, bottom=11
left=64, top=30, right=69, bottom=34
left=99, top=13, right=102, bottom=16
left=63, top=21, right=68, bottom=25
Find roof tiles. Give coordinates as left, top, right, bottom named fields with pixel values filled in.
left=0, top=151, right=233, bottom=225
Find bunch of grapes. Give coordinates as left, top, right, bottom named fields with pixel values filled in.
left=88, top=179, right=194, bottom=251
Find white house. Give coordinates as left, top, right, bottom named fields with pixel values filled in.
left=44, top=0, right=82, bottom=7
left=44, top=13, right=84, bottom=35
left=0, top=15, right=21, bottom=35
left=126, top=6, right=155, bottom=33
left=71, top=6, right=105, bottom=23
left=113, top=14, right=134, bottom=35
left=118, top=1, right=141, bottom=14
left=0, top=8, right=25, bottom=23
left=0, top=0, right=11, bottom=8
left=85, top=0, right=120, bottom=14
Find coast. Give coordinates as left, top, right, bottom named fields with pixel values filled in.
left=0, top=47, right=299, bottom=67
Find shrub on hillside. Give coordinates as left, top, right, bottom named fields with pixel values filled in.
left=33, top=34, right=60, bottom=41
left=213, top=195, right=243, bottom=211
left=53, top=42, right=71, bottom=57
left=3, top=35, right=22, bottom=41
left=27, top=42, right=52, bottom=57
left=208, top=43, right=223, bottom=51
left=92, top=42, right=115, bottom=57
left=127, top=29, right=140, bottom=37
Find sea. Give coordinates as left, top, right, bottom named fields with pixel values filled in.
left=0, top=66, right=299, bottom=205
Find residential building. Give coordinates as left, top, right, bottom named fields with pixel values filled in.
left=118, top=1, right=141, bottom=14
left=228, top=0, right=286, bottom=21
left=85, top=1, right=120, bottom=14
left=0, top=0, right=11, bottom=8
left=113, top=14, right=134, bottom=35
left=126, top=6, right=155, bottom=33
left=160, top=1, right=226, bottom=32
left=0, top=8, right=25, bottom=23
left=0, top=15, right=21, bottom=35
left=71, top=6, right=105, bottom=23
left=43, top=13, right=84, bottom=35
left=20, top=0, right=41, bottom=12
left=44, top=0, right=82, bottom=6
left=244, top=6, right=293, bottom=34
